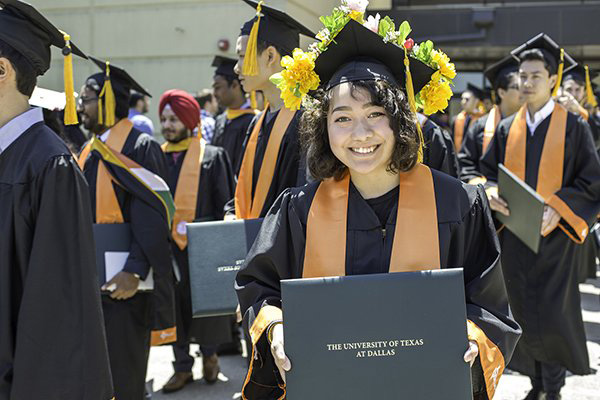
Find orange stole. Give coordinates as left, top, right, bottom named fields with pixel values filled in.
left=482, top=105, right=501, bottom=154
left=234, top=106, right=296, bottom=219
left=505, top=104, right=566, bottom=200
left=453, top=111, right=467, bottom=152
left=78, top=119, right=132, bottom=223
left=161, top=137, right=206, bottom=250
left=303, top=164, right=440, bottom=278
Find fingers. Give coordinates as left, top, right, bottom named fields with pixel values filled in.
left=270, top=325, right=291, bottom=383
left=490, top=196, right=510, bottom=216
left=463, top=341, right=479, bottom=366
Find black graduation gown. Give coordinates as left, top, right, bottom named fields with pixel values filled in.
left=458, top=113, right=490, bottom=182
left=225, top=108, right=306, bottom=217
left=451, top=113, right=474, bottom=145
left=0, top=122, right=113, bottom=400
left=480, top=111, right=600, bottom=376
left=212, top=112, right=255, bottom=175
left=422, top=117, right=460, bottom=178
left=236, top=170, right=521, bottom=399
left=165, top=144, right=235, bottom=346
left=81, top=125, right=173, bottom=400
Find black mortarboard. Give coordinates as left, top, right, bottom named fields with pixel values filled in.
left=313, top=20, right=434, bottom=94
left=465, top=83, right=484, bottom=100
left=563, top=64, right=598, bottom=84
left=239, top=0, right=315, bottom=56
left=212, top=55, right=237, bottom=78
left=86, top=56, right=150, bottom=126
left=0, top=0, right=86, bottom=75
left=510, top=33, right=576, bottom=75
left=484, top=55, right=519, bottom=91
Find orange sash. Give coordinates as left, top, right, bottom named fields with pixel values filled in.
left=505, top=104, right=566, bottom=200
left=226, top=108, right=258, bottom=120
left=303, top=164, right=440, bottom=278
left=482, top=105, right=501, bottom=154
left=78, top=119, right=132, bottom=223
left=161, top=137, right=206, bottom=250
left=234, top=106, right=296, bottom=219
left=453, top=111, right=467, bottom=152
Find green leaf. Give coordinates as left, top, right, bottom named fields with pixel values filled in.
left=269, top=73, right=284, bottom=87
left=294, top=84, right=302, bottom=97
left=378, top=16, right=395, bottom=37
left=398, top=21, right=411, bottom=43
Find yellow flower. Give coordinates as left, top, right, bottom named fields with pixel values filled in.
left=431, top=50, right=456, bottom=80
left=349, top=10, right=364, bottom=23
left=420, top=77, right=453, bottom=115
left=277, top=48, right=321, bottom=110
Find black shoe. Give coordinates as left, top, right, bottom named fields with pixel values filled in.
left=523, top=387, right=543, bottom=400
left=162, top=372, right=193, bottom=394
left=540, top=392, right=561, bottom=400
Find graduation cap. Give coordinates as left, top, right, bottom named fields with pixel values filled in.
left=212, top=55, right=238, bottom=78
left=510, top=33, right=576, bottom=97
left=465, top=83, right=484, bottom=101
left=484, top=55, right=519, bottom=91
left=0, top=0, right=87, bottom=125
left=87, top=56, right=151, bottom=127
left=313, top=19, right=434, bottom=95
left=240, top=0, right=315, bottom=76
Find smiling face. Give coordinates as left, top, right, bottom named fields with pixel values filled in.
left=327, top=82, right=395, bottom=177
left=160, top=104, right=189, bottom=143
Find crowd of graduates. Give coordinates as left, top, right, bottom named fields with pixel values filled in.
left=1, top=0, right=599, bottom=400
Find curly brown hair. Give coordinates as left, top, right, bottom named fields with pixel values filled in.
left=300, top=80, right=420, bottom=181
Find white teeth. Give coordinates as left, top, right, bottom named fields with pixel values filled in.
left=351, top=145, right=377, bottom=154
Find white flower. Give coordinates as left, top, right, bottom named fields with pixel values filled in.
left=383, top=30, right=400, bottom=44
left=308, top=42, right=323, bottom=55
left=342, top=0, right=368, bottom=13
left=316, top=28, right=331, bottom=42
left=363, top=13, right=380, bottom=33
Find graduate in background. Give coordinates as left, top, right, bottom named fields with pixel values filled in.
left=459, top=56, right=524, bottom=184
left=158, top=90, right=236, bottom=393
left=451, top=83, right=485, bottom=152
left=210, top=56, right=257, bottom=175
left=417, top=112, right=460, bottom=177
left=236, top=4, right=521, bottom=399
left=481, top=33, right=600, bottom=400
left=0, top=1, right=113, bottom=398
left=227, top=0, right=315, bottom=219
left=78, top=57, right=176, bottom=400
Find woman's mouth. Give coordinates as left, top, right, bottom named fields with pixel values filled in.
left=349, top=145, right=380, bottom=155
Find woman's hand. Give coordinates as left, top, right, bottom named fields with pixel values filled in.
left=464, top=340, right=479, bottom=366
left=270, top=323, right=292, bottom=383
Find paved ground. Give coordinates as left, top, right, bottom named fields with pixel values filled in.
left=147, top=276, right=600, bottom=400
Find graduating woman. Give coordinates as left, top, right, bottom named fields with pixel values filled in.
left=236, top=2, right=521, bottom=399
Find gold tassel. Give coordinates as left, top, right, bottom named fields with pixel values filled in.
left=61, top=32, right=78, bottom=125
left=250, top=90, right=258, bottom=109
left=98, top=62, right=116, bottom=127
left=585, top=65, right=597, bottom=108
left=404, top=49, right=423, bottom=163
left=491, top=90, right=497, bottom=105
left=242, top=0, right=263, bottom=76
left=551, top=48, right=564, bottom=97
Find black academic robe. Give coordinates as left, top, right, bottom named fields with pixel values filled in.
left=236, top=170, right=521, bottom=400
left=480, top=110, right=600, bottom=376
left=212, top=112, right=255, bottom=175
left=458, top=113, right=491, bottom=182
left=0, top=122, right=113, bottom=400
left=422, top=117, right=460, bottom=177
left=81, top=125, right=173, bottom=400
left=165, top=144, right=235, bottom=346
left=451, top=113, right=474, bottom=145
left=225, top=109, right=306, bottom=217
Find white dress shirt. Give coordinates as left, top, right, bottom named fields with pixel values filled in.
left=526, top=98, right=555, bottom=135
left=0, top=108, right=44, bottom=155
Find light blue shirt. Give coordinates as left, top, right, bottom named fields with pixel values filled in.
left=128, top=109, right=154, bottom=135
left=0, top=107, right=44, bottom=155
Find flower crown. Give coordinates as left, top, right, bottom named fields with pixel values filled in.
left=270, top=0, right=456, bottom=115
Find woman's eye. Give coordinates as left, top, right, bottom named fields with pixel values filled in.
left=368, top=111, right=385, bottom=118
left=335, top=116, right=351, bottom=123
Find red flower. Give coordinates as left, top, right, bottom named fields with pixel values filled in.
left=404, top=38, right=414, bottom=51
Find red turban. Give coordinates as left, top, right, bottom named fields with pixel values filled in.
left=159, top=89, right=201, bottom=131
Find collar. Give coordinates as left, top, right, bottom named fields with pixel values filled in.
left=128, top=109, right=141, bottom=118
left=200, top=110, right=214, bottom=118
left=0, top=108, right=44, bottom=155
left=526, top=98, right=555, bottom=134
